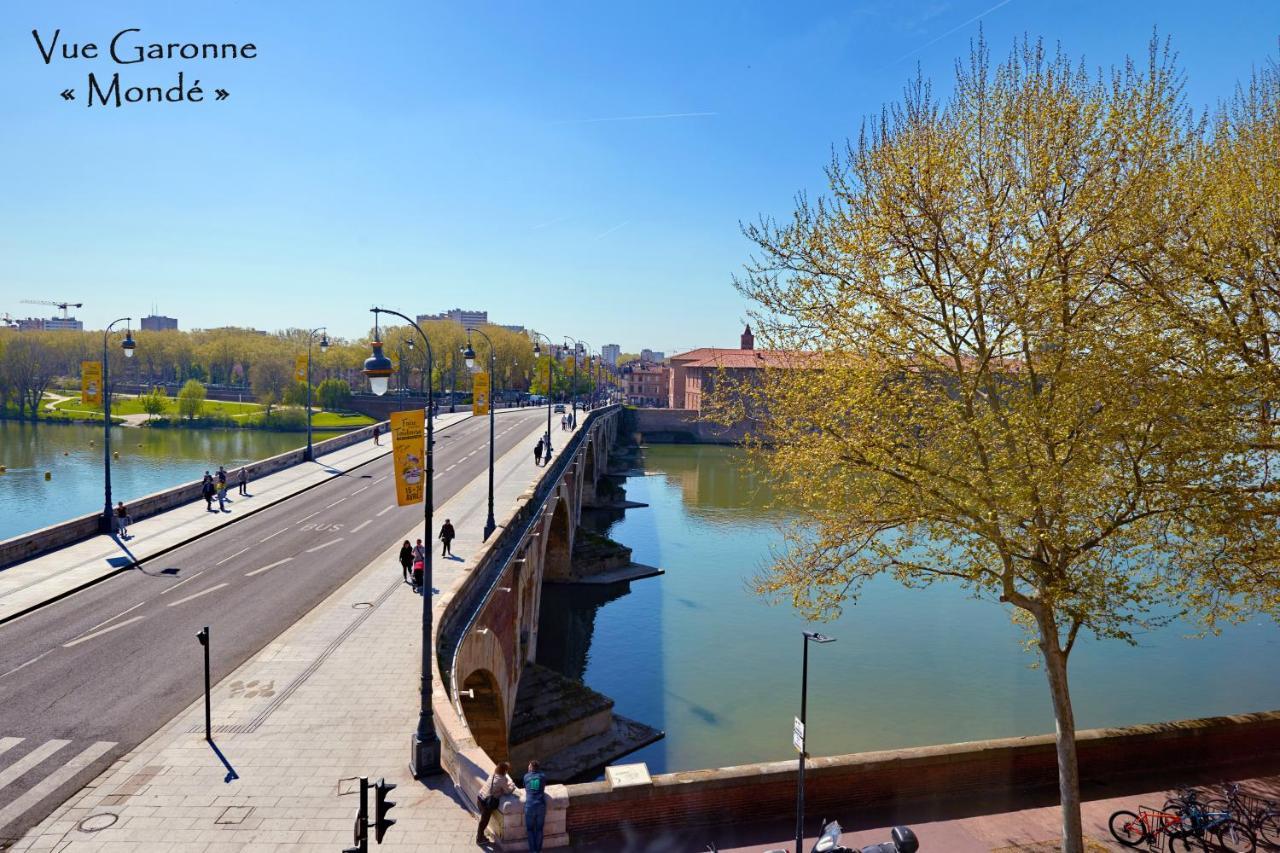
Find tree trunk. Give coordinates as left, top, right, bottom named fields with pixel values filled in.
left=1038, top=622, right=1084, bottom=853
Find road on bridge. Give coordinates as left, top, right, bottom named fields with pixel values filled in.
left=0, top=408, right=550, bottom=844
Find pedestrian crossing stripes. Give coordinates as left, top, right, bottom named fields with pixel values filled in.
left=0, top=736, right=115, bottom=840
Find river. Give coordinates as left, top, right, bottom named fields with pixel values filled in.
left=0, top=420, right=338, bottom=541
left=536, top=444, right=1280, bottom=776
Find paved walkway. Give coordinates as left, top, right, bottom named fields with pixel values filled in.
left=8, top=414, right=571, bottom=852
left=0, top=412, right=473, bottom=625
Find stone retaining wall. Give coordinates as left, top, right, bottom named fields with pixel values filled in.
left=630, top=408, right=752, bottom=444
left=0, top=422, right=384, bottom=570
left=564, top=709, right=1280, bottom=840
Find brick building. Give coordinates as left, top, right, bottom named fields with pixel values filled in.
left=622, top=362, right=670, bottom=407
left=667, top=325, right=800, bottom=413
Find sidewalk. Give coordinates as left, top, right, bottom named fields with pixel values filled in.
left=0, top=412, right=473, bottom=626
left=9, top=414, right=568, bottom=852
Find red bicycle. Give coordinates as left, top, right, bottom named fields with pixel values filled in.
left=1110, top=805, right=1189, bottom=848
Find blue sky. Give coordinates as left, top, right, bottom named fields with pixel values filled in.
left=1, top=1, right=1276, bottom=352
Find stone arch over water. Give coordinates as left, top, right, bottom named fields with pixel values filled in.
left=461, top=668, right=509, bottom=763
left=543, top=491, right=573, bottom=581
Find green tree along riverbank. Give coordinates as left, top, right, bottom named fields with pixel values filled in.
left=38, top=391, right=373, bottom=432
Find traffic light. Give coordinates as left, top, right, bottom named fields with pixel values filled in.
left=373, top=777, right=397, bottom=843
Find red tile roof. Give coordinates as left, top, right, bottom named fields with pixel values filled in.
left=669, top=348, right=810, bottom=369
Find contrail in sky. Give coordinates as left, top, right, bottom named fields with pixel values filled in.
left=594, top=220, right=630, bottom=240
left=551, top=112, right=717, bottom=125
left=890, top=0, right=1017, bottom=65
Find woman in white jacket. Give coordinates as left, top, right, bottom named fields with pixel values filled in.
left=476, top=761, right=515, bottom=844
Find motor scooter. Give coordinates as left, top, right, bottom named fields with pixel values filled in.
left=811, top=819, right=919, bottom=853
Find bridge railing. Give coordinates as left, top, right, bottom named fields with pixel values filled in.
left=436, top=404, right=618, bottom=711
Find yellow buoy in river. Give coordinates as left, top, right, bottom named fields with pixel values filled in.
left=45, top=471, right=52, bottom=480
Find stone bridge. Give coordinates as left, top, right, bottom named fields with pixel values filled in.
left=434, top=405, right=657, bottom=813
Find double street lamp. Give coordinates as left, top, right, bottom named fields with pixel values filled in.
left=796, top=630, right=836, bottom=853
left=101, top=318, right=136, bottom=534
left=564, top=336, right=585, bottom=421
left=363, top=307, right=442, bottom=778
left=531, top=332, right=554, bottom=456
left=463, top=327, right=497, bottom=541
left=303, top=327, right=330, bottom=462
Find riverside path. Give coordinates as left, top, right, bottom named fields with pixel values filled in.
left=0, top=408, right=550, bottom=845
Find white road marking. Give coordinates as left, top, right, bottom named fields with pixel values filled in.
left=446, top=464, right=457, bottom=471
left=159, top=569, right=205, bottom=596
left=62, top=616, right=146, bottom=646
left=245, top=557, right=292, bottom=577
left=376, top=505, right=395, bottom=517
left=305, top=538, right=344, bottom=554
left=214, top=547, right=249, bottom=566
left=0, top=741, right=115, bottom=828
left=325, top=498, right=346, bottom=509
left=165, top=584, right=229, bottom=608
left=0, top=652, right=52, bottom=682
left=351, top=520, right=372, bottom=534
left=260, top=528, right=289, bottom=543
left=350, top=486, right=369, bottom=496
left=373, top=476, right=388, bottom=484
left=0, top=739, right=69, bottom=791
left=297, top=510, right=321, bottom=523
left=76, top=601, right=146, bottom=639
left=0, top=737, right=21, bottom=757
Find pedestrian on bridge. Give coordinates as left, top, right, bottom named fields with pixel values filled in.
left=372, top=423, right=382, bottom=446
left=114, top=501, right=131, bottom=539
left=439, top=519, right=456, bottom=557
left=523, top=760, right=549, bottom=853
left=201, top=472, right=215, bottom=512
left=237, top=466, right=248, bottom=496
left=476, top=761, right=515, bottom=844
left=534, top=437, right=543, bottom=467
left=399, top=540, right=413, bottom=584
left=411, top=539, right=426, bottom=591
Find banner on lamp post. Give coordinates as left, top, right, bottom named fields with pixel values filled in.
left=81, top=361, right=102, bottom=405
left=390, top=409, right=426, bottom=506
left=294, top=354, right=307, bottom=384
left=472, top=372, right=490, bottom=416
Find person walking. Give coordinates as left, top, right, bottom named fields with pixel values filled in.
left=534, top=438, right=543, bottom=467
left=373, top=423, right=381, bottom=446
left=543, top=432, right=553, bottom=462
left=201, top=472, right=215, bottom=512
left=114, top=501, right=130, bottom=538
left=398, top=540, right=413, bottom=584
left=476, top=761, right=515, bottom=844
left=237, top=466, right=248, bottom=496
left=522, top=760, right=548, bottom=853
left=411, top=539, right=426, bottom=591
left=439, top=518, right=455, bottom=557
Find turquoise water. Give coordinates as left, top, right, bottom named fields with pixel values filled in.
left=536, top=444, right=1280, bottom=775
left=0, top=421, right=339, bottom=541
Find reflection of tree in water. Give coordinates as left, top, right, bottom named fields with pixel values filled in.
left=536, top=582, right=631, bottom=682
left=644, top=444, right=795, bottom=522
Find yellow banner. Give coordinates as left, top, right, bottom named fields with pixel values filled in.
left=81, top=361, right=102, bottom=405
left=294, top=354, right=307, bottom=384
left=472, top=372, right=490, bottom=416
left=390, top=409, right=426, bottom=506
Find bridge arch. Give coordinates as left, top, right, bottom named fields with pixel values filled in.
left=543, top=491, right=573, bottom=581
left=461, top=668, right=509, bottom=763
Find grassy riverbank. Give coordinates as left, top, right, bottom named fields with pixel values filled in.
left=13, top=395, right=376, bottom=432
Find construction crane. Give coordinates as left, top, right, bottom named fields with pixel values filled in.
left=21, top=299, right=82, bottom=319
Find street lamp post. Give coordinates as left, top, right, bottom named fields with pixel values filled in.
left=101, top=318, right=136, bottom=534
left=564, top=336, right=585, bottom=423
left=304, top=327, right=329, bottom=462
left=363, top=307, right=442, bottom=778
left=464, top=327, right=497, bottom=540
left=532, top=332, right=554, bottom=455
left=796, top=630, right=835, bottom=853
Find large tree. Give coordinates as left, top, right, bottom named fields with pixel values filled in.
left=722, top=38, right=1274, bottom=853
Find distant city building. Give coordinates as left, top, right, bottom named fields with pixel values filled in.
left=640, top=349, right=665, bottom=363
left=16, top=316, right=83, bottom=331
left=499, top=324, right=526, bottom=334
left=601, top=344, right=621, bottom=367
left=621, top=361, right=670, bottom=407
left=417, top=308, right=489, bottom=328
left=668, top=325, right=805, bottom=413
left=140, top=314, right=178, bottom=331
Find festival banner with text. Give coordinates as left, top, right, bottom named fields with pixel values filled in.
left=294, top=354, right=307, bottom=384
left=472, top=372, right=490, bottom=417
left=390, top=409, right=425, bottom=506
left=81, top=361, right=102, bottom=405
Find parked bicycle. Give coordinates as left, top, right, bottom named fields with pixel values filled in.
left=1161, top=788, right=1256, bottom=852
left=1109, top=804, right=1191, bottom=849
left=1203, top=783, right=1280, bottom=849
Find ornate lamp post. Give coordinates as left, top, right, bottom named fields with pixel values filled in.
left=304, top=327, right=329, bottom=461
left=364, top=307, right=442, bottom=778
left=564, top=337, right=585, bottom=425
left=531, top=331, right=554, bottom=455
left=101, top=318, right=136, bottom=533
left=796, top=630, right=836, bottom=853
left=464, top=327, right=497, bottom=540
